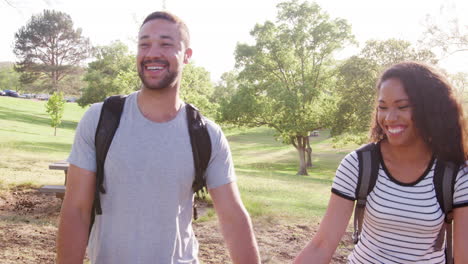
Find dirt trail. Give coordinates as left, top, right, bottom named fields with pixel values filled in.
left=0, top=189, right=352, bottom=263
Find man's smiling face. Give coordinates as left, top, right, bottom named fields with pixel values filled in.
left=136, top=19, right=191, bottom=91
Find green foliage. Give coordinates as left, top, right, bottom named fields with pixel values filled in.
left=45, top=92, right=65, bottom=136
left=331, top=132, right=368, bottom=149
left=78, top=41, right=138, bottom=106
left=13, top=9, right=91, bottom=92
left=0, top=63, right=22, bottom=92
left=330, top=39, right=438, bottom=138
left=180, top=62, right=217, bottom=118
left=221, top=0, right=353, bottom=174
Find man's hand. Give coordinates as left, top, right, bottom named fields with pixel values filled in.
left=209, top=182, right=261, bottom=264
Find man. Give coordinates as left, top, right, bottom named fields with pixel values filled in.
left=56, top=11, right=260, bottom=264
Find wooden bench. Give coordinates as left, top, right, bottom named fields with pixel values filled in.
left=39, top=185, right=66, bottom=198
left=39, top=161, right=69, bottom=199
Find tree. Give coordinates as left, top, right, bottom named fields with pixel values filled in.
left=419, top=14, right=467, bottom=57
left=0, top=62, right=22, bottom=92
left=78, top=41, right=137, bottom=106
left=45, top=92, right=65, bottom=136
left=330, top=39, right=438, bottom=138
left=13, top=9, right=91, bottom=92
left=212, top=71, right=239, bottom=104
left=221, top=0, right=353, bottom=175
left=449, top=72, right=468, bottom=115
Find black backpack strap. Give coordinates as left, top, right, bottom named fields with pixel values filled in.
left=186, top=104, right=211, bottom=220
left=353, top=142, right=379, bottom=244
left=186, top=103, right=211, bottom=195
left=90, top=95, right=126, bottom=235
left=433, top=160, right=458, bottom=264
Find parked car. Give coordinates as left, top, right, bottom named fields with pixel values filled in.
left=65, top=97, right=77, bottom=103
left=0, top=90, right=5, bottom=96
left=36, top=94, right=50, bottom=100
left=22, top=93, right=35, bottom=99
left=4, top=90, right=19, bottom=97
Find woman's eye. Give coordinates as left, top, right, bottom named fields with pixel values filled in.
left=378, top=106, right=387, bottom=110
left=398, top=105, right=410, bottom=110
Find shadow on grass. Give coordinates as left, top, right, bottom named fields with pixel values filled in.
left=5, top=140, right=72, bottom=154
left=236, top=163, right=335, bottom=185
left=0, top=106, right=78, bottom=131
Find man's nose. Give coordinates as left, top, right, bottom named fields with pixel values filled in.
left=146, top=45, right=163, bottom=58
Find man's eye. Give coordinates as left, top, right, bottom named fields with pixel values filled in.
left=139, top=43, right=149, bottom=48
left=162, top=43, right=173, bottom=47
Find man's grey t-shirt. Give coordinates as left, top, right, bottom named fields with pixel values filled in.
left=68, top=92, right=236, bottom=264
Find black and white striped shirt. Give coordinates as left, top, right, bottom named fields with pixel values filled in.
left=331, top=150, right=468, bottom=264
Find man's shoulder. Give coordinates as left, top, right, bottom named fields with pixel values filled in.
left=78, top=102, right=105, bottom=129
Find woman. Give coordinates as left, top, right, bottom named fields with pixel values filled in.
left=294, top=62, right=468, bottom=263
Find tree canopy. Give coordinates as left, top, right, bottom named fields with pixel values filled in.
left=221, top=0, right=354, bottom=175
left=78, top=41, right=137, bottom=106
left=330, top=39, right=438, bottom=138
left=13, top=9, right=91, bottom=92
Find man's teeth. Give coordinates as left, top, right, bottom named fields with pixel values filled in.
left=388, top=127, right=404, bottom=134
left=147, top=66, right=164, bottom=70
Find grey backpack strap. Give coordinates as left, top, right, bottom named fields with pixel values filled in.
left=353, top=143, right=379, bottom=244
left=433, top=160, right=457, bottom=264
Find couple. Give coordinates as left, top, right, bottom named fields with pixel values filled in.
left=56, top=11, right=468, bottom=264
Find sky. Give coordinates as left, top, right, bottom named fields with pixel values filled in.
left=0, top=0, right=467, bottom=82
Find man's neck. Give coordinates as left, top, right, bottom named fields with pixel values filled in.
left=137, top=87, right=183, bottom=123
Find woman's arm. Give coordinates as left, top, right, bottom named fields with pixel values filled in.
left=453, top=206, right=468, bottom=263
left=293, top=193, right=354, bottom=264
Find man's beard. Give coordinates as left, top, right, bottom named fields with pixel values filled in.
left=138, top=60, right=179, bottom=90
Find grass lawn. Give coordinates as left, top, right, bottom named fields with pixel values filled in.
left=0, top=96, right=358, bottom=222
left=0, top=96, right=88, bottom=188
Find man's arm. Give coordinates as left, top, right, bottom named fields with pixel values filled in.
left=56, top=164, right=96, bottom=264
left=209, top=182, right=261, bottom=264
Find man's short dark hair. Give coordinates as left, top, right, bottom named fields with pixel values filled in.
left=141, top=11, right=190, bottom=48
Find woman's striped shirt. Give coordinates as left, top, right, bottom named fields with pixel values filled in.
left=331, top=149, right=468, bottom=264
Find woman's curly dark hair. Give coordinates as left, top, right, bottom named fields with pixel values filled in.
left=370, top=61, right=467, bottom=165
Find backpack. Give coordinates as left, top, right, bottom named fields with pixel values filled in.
left=353, top=143, right=458, bottom=264
left=90, top=95, right=212, bottom=234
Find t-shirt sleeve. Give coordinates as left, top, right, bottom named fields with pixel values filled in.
left=204, top=120, right=236, bottom=190
left=331, top=151, right=359, bottom=201
left=453, top=164, right=468, bottom=209
left=67, top=103, right=102, bottom=172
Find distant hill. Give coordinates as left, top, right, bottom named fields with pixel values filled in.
left=0, top=61, right=14, bottom=69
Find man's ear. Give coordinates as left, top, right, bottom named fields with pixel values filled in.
left=184, top=48, right=192, bottom=64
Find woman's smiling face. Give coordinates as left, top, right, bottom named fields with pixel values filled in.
left=377, top=77, right=423, bottom=147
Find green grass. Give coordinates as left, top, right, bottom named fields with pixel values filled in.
left=0, top=96, right=88, bottom=188
left=226, top=127, right=357, bottom=221
left=0, top=96, right=359, bottom=221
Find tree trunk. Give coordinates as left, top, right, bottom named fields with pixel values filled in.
left=306, top=136, right=313, bottom=167
left=54, top=127, right=57, bottom=136
left=293, top=136, right=308, bottom=175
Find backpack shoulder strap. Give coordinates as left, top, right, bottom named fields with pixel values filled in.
left=433, top=159, right=458, bottom=264
left=186, top=103, right=211, bottom=196
left=353, top=142, right=379, bottom=244
left=90, top=95, right=126, bottom=234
